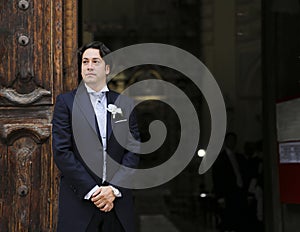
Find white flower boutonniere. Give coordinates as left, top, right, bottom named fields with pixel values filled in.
left=107, top=104, right=123, bottom=119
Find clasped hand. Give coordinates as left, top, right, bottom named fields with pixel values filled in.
left=91, top=186, right=115, bottom=212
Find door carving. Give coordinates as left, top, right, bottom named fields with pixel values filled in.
left=0, top=0, right=78, bottom=231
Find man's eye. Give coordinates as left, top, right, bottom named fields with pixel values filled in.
left=93, top=60, right=100, bottom=64
left=82, top=60, right=88, bottom=64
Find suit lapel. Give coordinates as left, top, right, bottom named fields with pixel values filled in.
left=73, top=82, right=99, bottom=138
left=74, top=84, right=116, bottom=144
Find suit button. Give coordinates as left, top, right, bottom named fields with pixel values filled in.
left=70, top=185, right=76, bottom=192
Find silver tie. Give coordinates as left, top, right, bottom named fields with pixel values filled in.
left=95, top=92, right=106, bottom=138
left=95, top=92, right=107, bottom=182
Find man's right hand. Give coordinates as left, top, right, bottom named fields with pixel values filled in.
left=91, top=186, right=115, bottom=212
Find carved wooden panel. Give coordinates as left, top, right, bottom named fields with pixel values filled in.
left=0, top=124, right=53, bottom=231
left=0, top=0, right=78, bottom=231
left=0, top=0, right=51, bottom=105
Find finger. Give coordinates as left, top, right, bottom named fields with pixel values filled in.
left=109, top=203, right=114, bottom=211
left=101, top=203, right=112, bottom=211
left=92, top=188, right=102, bottom=197
left=100, top=205, right=109, bottom=212
left=92, top=197, right=106, bottom=206
left=91, top=192, right=107, bottom=202
left=98, top=190, right=115, bottom=201
left=91, top=194, right=102, bottom=202
left=94, top=193, right=114, bottom=202
left=94, top=200, right=106, bottom=209
left=100, top=203, right=114, bottom=212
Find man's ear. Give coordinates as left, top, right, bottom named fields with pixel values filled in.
left=105, top=65, right=110, bottom=75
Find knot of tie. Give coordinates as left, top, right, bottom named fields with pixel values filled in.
left=91, top=91, right=105, bottom=97
left=92, top=92, right=106, bottom=111
left=91, top=92, right=105, bottom=102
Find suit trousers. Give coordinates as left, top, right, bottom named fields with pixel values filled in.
left=86, top=208, right=125, bottom=232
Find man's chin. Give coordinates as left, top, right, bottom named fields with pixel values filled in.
left=83, top=77, right=96, bottom=83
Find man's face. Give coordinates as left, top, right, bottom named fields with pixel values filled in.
left=81, top=48, right=109, bottom=90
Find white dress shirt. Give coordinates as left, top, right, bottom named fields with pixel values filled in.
left=84, top=84, right=121, bottom=199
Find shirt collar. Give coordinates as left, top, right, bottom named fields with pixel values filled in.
left=85, top=84, right=109, bottom=95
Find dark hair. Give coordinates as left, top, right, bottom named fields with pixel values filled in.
left=78, top=41, right=111, bottom=60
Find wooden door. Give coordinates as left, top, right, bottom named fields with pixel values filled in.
left=0, top=0, right=78, bottom=231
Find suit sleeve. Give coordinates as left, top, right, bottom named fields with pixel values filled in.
left=52, top=94, right=97, bottom=199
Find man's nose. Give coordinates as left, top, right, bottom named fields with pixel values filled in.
left=87, top=61, right=94, bottom=69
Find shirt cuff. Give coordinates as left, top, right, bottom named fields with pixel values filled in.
left=84, top=185, right=100, bottom=200
left=110, top=185, right=122, bottom=197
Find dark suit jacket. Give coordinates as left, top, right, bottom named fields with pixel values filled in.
left=52, top=83, right=140, bottom=232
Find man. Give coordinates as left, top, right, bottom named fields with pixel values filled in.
left=212, top=132, right=247, bottom=232
left=52, top=41, right=140, bottom=232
